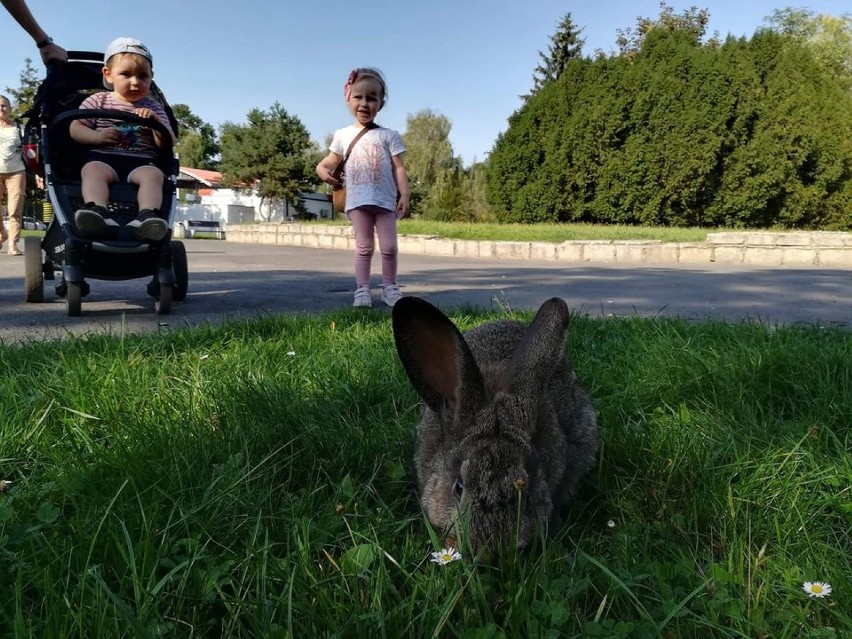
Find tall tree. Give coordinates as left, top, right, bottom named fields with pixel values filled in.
left=401, top=109, right=456, bottom=215
left=615, top=2, right=713, bottom=57
left=764, top=8, right=852, bottom=83
left=423, top=158, right=466, bottom=220
left=218, top=103, right=319, bottom=217
left=455, top=161, right=493, bottom=222
left=527, top=12, right=585, bottom=99
left=4, top=58, right=41, bottom=120
left=174, top=133, right=206, bottom=170
left=171, top=103, right=219, bottom=169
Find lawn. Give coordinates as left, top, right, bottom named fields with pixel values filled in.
left=0, top=308, right=848, bottom=638
left=24, top=217, right=730, bottom=243
left=303, top=220, right=713, bottom=243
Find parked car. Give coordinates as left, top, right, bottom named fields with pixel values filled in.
left=22, top=216, right=47, bottom=231
left=2, top=216, right=47, bottom=231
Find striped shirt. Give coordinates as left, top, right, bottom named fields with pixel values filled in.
left=78, top=92, right=173, bottom=158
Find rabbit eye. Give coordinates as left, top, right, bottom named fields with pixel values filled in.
left=452, top=478, right=464, bottom=499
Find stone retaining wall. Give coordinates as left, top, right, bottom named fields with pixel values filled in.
left=223, top=224, right=852, bottom=267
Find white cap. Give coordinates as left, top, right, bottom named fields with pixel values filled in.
left=103, top=37, right=153, bottom=89
left=104, top=37, right=152, bottom=66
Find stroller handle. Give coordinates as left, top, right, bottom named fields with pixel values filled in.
left=45, top=51, right=104, bottom=71
left=49, top=108, right=175, bottom=159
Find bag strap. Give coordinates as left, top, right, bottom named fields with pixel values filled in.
left=331, top=122, right=377, bottom=181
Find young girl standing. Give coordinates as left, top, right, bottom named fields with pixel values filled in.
left=317, top=67, right=410, bottom=307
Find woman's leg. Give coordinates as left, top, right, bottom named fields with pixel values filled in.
left=348, top=207, right=377, bottom=287
left=5, top=171, right=25, bottom=253
left=0, top=175, right=8, bottom=244
left=373, top=209, right=398, bottom=285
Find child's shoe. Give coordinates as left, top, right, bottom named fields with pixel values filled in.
left=381, top=284, right=402, bottom=307
left=74, top=203, right=117, bottom=236
left=127, top=209, right=167, bottom=241
left=353, top=285, right=372, bottom=308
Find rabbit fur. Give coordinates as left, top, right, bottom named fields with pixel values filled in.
left=392, top=296, right=598, bottom=550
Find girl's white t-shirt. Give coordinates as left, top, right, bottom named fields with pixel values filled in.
left=0, top=125, right=25, bottom=173
left=330, top=125, right=405, bottom=212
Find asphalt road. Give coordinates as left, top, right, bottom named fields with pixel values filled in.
left=1, top=239, right=849, bottom=343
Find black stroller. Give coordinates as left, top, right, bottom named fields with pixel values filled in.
left=22, top=51, right=187, bottom=316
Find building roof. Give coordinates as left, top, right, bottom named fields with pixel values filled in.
left=179, top=167, right=223, bottom=187
left=177, top=167, right=330, bottom=202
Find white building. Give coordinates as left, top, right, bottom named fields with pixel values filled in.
left=176, top=167, right=333, bottom=224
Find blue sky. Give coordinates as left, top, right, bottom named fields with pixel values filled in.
left=2, top=1, right=849, bottom=166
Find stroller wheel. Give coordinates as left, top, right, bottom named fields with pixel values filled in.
left=171, top=240, right=188, bottom=302
left=155, top=284, right=173, bottom=315
left=66, top=281, right=82, bottom=316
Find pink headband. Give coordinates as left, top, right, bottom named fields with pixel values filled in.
left=343, top=69, right=358, bottom=100
left=343, top=68, right=387, bottom=103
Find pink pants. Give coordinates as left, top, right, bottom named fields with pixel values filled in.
left=0, top=171, right=25, bottom=252
left=348, top=205, right=398, bottom=287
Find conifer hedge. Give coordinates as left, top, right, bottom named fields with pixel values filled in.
left=487, top=29, right=852, bottom=229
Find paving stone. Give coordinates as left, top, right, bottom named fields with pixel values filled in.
left=225, top=225, right=852, bottom=267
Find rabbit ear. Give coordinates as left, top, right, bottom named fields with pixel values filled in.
left=392, top=297, right=486, bottom=417
left=505, top=297, right=571, bottom=398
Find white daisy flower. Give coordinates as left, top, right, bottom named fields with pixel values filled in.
left=802, top=581, right=832, bottom=598
left=430, top=547, right=462, bottom=565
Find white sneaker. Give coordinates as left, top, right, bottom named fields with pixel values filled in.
left=353, top=285, right=372, bottom=307
left=381, top=284, right=403, bottom=307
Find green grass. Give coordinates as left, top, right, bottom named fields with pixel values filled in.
left=299, top=220, right=713, bottom=243
left=1, top=310, right=849, bottom=638
left=23, top=218, right=745, bottom=243
left=396, top=220, right=712, bottom=243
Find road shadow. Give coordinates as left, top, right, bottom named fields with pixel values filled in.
left=1, top=242, right=849, bottom=343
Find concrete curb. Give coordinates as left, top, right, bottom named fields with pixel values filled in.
left=222, top=224, right=852, bottom=268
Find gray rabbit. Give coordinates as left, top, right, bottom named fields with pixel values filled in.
left=392, top=296, right=598, bottom=550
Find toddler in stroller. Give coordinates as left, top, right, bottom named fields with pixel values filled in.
left=71, top=37, right=173, bottom=241
left=22, top=40, right=187, bottom=316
